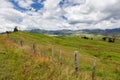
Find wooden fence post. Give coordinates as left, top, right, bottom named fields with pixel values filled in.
left=6, top=32, right=9, bottom=38
left=44, top=47, right=46, bottom=56
left=33, top=43, right=36, bottom=54
left=51, top=47, right=54, bottom=61
left=59, top=49, right=62, bottom=65
left=74, top=51, right=78, bottom=78
left=92, top=57, right=96, bottom=80
left=20, top=40, right=23, bottom=47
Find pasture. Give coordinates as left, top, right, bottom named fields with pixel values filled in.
left=0, top=32, right=120, bottom=80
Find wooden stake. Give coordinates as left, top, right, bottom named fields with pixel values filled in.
left=33, top=43, right=36, bottom=54
left=59, top=49, right=62, bottom=65
left=74, top=51, right=78, bottom=78
left=7, top=33, right=9, bottom=38
left=92, top=57, right=96, bottom=80
left=20, top=40, right=23, bottom=47
left=52, top=47, right=54, bottom=57
left=51, top=47, right=54, bottom=61
left=44, top=47, right=46, bottom=56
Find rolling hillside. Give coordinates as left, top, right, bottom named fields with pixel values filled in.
left=0, top=32, right=120, bottom=80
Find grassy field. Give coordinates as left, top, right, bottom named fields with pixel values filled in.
left=0, top=32, right=120, bottom=80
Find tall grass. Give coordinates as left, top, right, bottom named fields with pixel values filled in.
left=0, top=32, right=120, bottom=80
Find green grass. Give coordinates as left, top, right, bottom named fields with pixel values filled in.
left=0, top=32, right=120, bottom=80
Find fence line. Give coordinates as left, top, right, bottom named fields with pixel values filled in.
left=6, top=35, right=98, bottom=79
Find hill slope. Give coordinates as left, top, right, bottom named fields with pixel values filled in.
left=0, top=32, right=120, bottom=80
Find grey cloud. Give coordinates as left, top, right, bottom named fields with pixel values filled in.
left=69, top=0, right=120, bottom=28
left=69, top=20, right=95, bottom=25
left=103, top=2, right=120, bottom=20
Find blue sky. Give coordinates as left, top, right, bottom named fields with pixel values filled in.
left=0, top=0, right=120, bottom=32
left=9, top=0, right=44, bottom=12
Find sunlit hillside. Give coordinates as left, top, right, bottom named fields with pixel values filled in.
left=0, top=32, right=120, bottom=80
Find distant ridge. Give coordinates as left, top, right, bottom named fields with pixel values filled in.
left=81, top=28, right=120, bottom=35
left=26, top=28, right=120, bottom=36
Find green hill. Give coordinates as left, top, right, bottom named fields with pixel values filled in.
left=0, top=32, right=120, bottom=80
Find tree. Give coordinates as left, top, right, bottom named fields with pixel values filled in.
left=102, top=37, right=107, bottom=41
left=14, top=26, right=18, bottom=32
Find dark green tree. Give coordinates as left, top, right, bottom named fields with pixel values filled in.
left=14, top=26, right=18, bottom=32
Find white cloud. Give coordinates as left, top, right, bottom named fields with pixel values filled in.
left=44, top=0, right=60, bottom=9
left=0, top=0, right=120, bottom=32
left=64, top=0, right=120, bottom=29
left=87, top=0, right=117, bottom=11
left=0, top=0, right=13, bottom=8
left=17, top=0, right=33, bottom=9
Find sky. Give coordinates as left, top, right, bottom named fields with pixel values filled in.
left=0, top=0, right=120, bottom=32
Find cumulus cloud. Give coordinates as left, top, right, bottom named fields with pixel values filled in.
left=0, top=0, right=120, bottom=32
left=0, top=0, right=13, bottom=8
left=16, top=0, right=33, bottom=9
left=63, top=0, right=120, bottom=29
